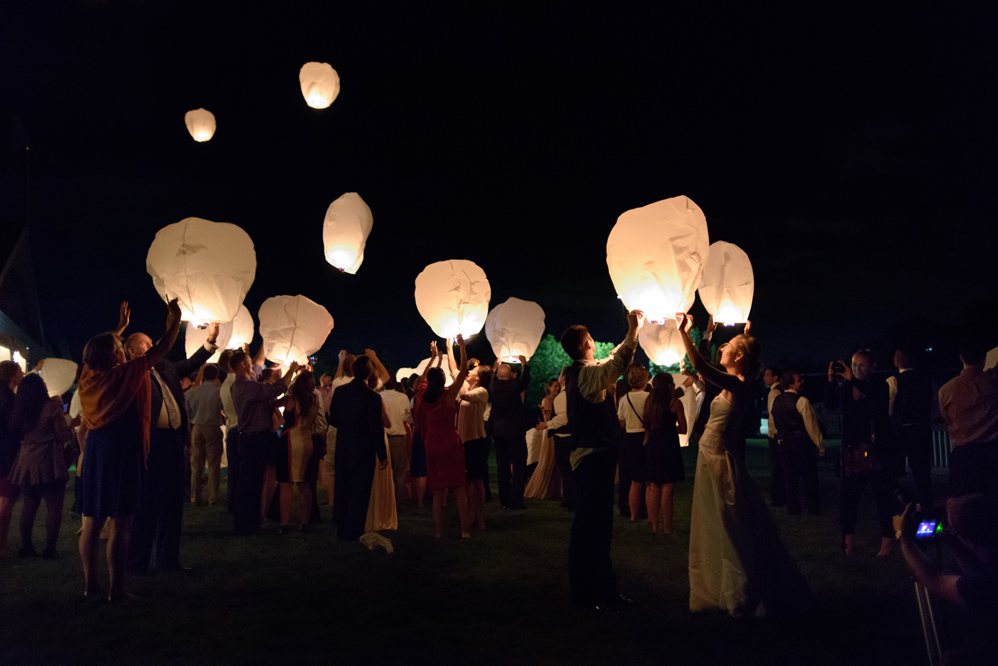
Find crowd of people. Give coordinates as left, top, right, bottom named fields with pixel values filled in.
left=1, top=299, right=996, bottom=659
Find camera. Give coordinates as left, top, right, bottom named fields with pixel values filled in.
left=830, top=361, right=846, bottom=374
left=895, top=487, right=947, bottom=547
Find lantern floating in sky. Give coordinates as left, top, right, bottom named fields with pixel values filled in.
left=323, top=192, right=373, bottom=274
left=396, top=356, right=456, bottom=386
left=638, top=320, right=686, bottom=367
left=183, top=304, right=253, bottom=363
left=184, top=108, right=216, bottom=142
left=606, top=195, right=710, bottom=322
left=414, top=260, right=491, bottom=339
left=258, top=295, right=334, bottom=366
left=299, top=62, right=340, bottom=109
left=39, top=358, right=78, bottom=397
left=485, top=297, right=546, bottom=362
left=227, top=305, right=255, bottom=350
left=147, top=217, right=257, bottom=325
left=698, top=241, right=755, bottom=325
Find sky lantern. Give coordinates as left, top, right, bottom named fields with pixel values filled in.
left=638, top=320, right=686, bottom=367
left=323, top=192, right=372, bottom=274
left=146, top=217, right=256, bottom=326
left=227, top=305, right=255, bottom=349
left=396, top=356, right=456, bottom=385
left=184, top=108, right=216, bottom=142
left=485, top=297, right=546, bottom=362
left=185, top=304, right=254, bottom=362
left=698, top=241, right=755, bottom=325
left=414, top=260, right=491, bottom=339
left=606, top=195, right=710, bottom=322
left=299, top=62, right=340, bottom=109
left=258, top=295, right=334, bottom=366
left=38, top=358, right=78, bottom=397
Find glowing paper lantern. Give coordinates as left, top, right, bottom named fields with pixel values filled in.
left=185, top=320, right=231, bottom=363
left=258, top=295, right=334, bottom=366
left=299, top=62, right=340, bottom=109
left=639, top=320, right=686, bottom=367
left=39, top=358, right=78, bottom=397
left=697, top=241, right=755, bottom=325
left=485, top=297, right=546, bottom=362
left=147, top=217, right=257, bottom=325
left=184, top=108, right=216, bottom=142
left=323, top=193, right=373, bottom=274
left=606, top=195, right=709, bottom=322
left=414, top=260, right=491, bottom=339
left=397, top=356, right=456, bottom=385
left=227, top=305, right=255, bottom=349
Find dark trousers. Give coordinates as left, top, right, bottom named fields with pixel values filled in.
left=333, top=456, right=376, bottom=541
left=949, top=442, right=998, bottom=498
left=225, top=428, right=240, bottom=514
left=897, top=424, right=933, bottom=507
left=129, top=429, right=184, bottom=571
left=779, top=438, right=820, bottom=514
left=554, top=436, right=576, bottom=509
left=569, top=447, right=618, bottom=606
left=233, top=432, right=275, bottom=534
left=840, top=470, right=895, bottom=539
left=768, top=436, right=786, bottom=506
left=494, top=434, right=527, bottom=509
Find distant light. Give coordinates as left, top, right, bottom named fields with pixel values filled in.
left=299, top=62, right=340, bottom=109
left=184, top=108, right=216, bottom=142
left=926, top=347, right=934, bottom=352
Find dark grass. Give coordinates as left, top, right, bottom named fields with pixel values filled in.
left=1, top=440, right=936, bottom=666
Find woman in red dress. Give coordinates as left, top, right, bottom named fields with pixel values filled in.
left=415, top=337, right=470, bottom=539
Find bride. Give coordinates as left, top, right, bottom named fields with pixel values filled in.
left=676, top=314, right=812, bottom=617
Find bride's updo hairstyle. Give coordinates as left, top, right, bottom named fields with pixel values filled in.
left=729, top=334, right=762, bottom=379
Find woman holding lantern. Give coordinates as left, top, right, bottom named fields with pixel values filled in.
left=415, top=338, right=471, bottom=539
left=676, top=313, right=812, bottom=617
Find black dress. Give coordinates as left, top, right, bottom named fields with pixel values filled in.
left=646, top=422, right=684, bottom=485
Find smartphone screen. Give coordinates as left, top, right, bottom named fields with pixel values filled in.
left=916, top=521, right=938, bottom=538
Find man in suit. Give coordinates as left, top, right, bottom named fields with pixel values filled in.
left=763, top=365, right=786, bottom=507
left=888, top=348, right=934, bottom=508
left=329, top=355, right=387, bottom=541
left=124, top=322, right=217, bottom=573
left=773, top=371, right=825, bottom=515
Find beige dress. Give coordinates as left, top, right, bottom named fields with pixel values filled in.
left=365, top=432, right=397, bottom=532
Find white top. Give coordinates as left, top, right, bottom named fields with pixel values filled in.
left=381, top=389, right=412, bottom=437
left=705, top=393, right=732, bottom=432
left=617, top=390, right=649, bottom=433
left=767, top=384, right=781, bottom=438
left=220, top=374, right=238, bottom=429
left=546, top=391, right=569, bottom=438
left=779, top=389, right=825, bottom=453
left=69, top=389, right=83, bottom=419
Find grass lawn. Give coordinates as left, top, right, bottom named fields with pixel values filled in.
left=1, top=439, right=946, bottom=666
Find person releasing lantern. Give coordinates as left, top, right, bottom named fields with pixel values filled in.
left=484, top=297, right=546, bottom=363
left=606, top=195, right=710, bottom=323
left=184, top=305, right=254, bottom=363
left=414, top=260, right=491, bottom=339
left=299, top=62, right=340, bottom=109
left=323, top=193, right=373, bottom=274
left=184, top=108, right=216, bottom=142
left=146, top=218, right=257, bottom=325
left=638, top=320, right=686, bottom=367
left=697, top=241, right=755, bottom=325
left=258, top=295, right=334, bottom=366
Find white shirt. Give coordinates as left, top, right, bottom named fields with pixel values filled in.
left=546, top=391, right=569, bottom=438
left=780, top=389, right=825, bottom=453
left=220, top=374, right=238, bottom=430
left=617, top=390, right=649, bottom=433
left=382, top=389, right=412, bottom=437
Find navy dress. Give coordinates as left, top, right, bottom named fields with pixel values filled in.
left=80, top=408, right=144, bottom=518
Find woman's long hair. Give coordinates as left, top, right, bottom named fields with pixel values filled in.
left=423, top=367, right=446, bottom=404
left=12, top=373, right=50, bottom=439
left=643, top=373, right=678, bottom=431
left=82, top=333, right=121, bottom=372
left=476, top=368, right=493, bottom=400
left=290, top=371, right=315, bottom=414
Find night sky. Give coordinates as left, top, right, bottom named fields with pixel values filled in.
left=3, top=2, right=996, bottom=376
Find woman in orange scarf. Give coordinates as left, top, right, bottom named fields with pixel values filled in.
left=77, top=299, right=180, bottom=601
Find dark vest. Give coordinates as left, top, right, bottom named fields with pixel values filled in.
left=565, top=361, right=620, bottom=451
left=894, top=370, right=932, bottom=427
left=772, top=391, right=808, bottom=443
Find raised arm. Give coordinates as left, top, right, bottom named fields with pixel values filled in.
left=365, top=349, right=390, bottom=385
left=675, top=313, right=744, bottom=394
left=175, top=322, right=218, bottom=377
left=446, top=335, right=469, bottom=405
left=446, top=338, right=458, bottom=375
left=113, top=301, right=130, bottom=338
left=144, top=298, right=183, bottom=367
left=252, top=341, right=267, bottom=368
left=418, top=341, right=438, bottom=385
left=516, top=355, right=531, bottom=392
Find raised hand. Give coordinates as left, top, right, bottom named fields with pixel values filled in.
left=676, top=313, right=693, bottom=334
left=430, top=341, right=438, bottom=358
left=206, top=322, right=220, bottom=344
left=706, top=314, right=716, bottom=337
left=166, top=298, right=182, bottom=325
left=338, top=349, right=348, bottom=361
left=518, top=354, right=527, bottom=365
left=116, top=301, right=131, bottom=334
left=365, top=348, right=378, bottom=360
left=743, top=320, right=752, bottom=336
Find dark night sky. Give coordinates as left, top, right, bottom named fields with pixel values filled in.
left=2, top=2, right=996, bottom=375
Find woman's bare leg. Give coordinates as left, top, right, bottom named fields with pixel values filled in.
left=107, top=515, right=133, bottom=600
left=414, top=477, right=426, bottom=508
left=646, top=484, right=661, bottom=533
left=79, top=516, right=103, bottom=596
left=0, top=496, right=15, bottom=555
left=432, top=490, right=444, bottom=538
left=661, top=483, right=675, bottom=535
left=261, top=465, right=277, bottom=520
left=43, top=490, right=65, bottom=554
left=455, top=486, right=471, bottom=537
left=19, top=493, right=41, bottom=553
left=278, top=482, right=292, bottom=526
left=299, top=483, right=312, bottom=526
left=629, top=482, right=644, bottom=522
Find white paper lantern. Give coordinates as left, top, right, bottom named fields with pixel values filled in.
left=185, top=320, right=231, bottom=364
left=184, top=108, right=216, bottom=142
left=397, top=356, right=456, bottom=385
left=485, top=297, right=546, bottom=362
left=39, top=358, right=78, bottom=397
left=606, top=195, right=710, bottom=322
left=147, top=217, right=257, bottom=325
left=414, top=260, right=491, bottom=339
left=258, top=295, right=334, bottom=366
left=299, top=62, right=340, bottom=109
left=698, top=241, right=755, bottom=325
left=639, top=320, right=687, bottom=367
left=227, top=305, right=255, bottom=350
left=322, top=193, right=372, bottom=274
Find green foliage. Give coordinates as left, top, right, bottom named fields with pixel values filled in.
left=648, top=326, right=705, bottom=376
left=525, top=334, right=617, bottom=406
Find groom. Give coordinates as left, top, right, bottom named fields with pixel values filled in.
left=561, top=308, right=641, bottom=613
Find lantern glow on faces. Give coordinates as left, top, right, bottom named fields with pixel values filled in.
left=299, top=62, right=340, bottom=109
left=484, top=297, right=546, bottom=362
left=258, top=295, right=334, bottom=366
left=323, top=193, right=373, bottom=274
left=146, top=218, right=257, bottom=326
left=414, top=260, right=491, bottom=339
left=184, top=108, right=216, bottom=142
left=606, top=195, right=710, bottom=323
left=638, top=320, right=687, bottom=367
left=698, top=241, right=755, bottom=325
left=39, top=358, right=78, bottom=397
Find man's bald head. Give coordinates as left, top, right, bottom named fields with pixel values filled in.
left=124, top=333, right=153, bottom=359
